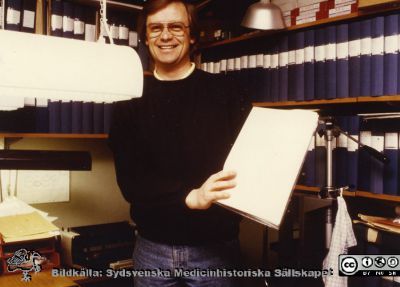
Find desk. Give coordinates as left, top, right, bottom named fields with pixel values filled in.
left=0, top=271, right=78, bottom=287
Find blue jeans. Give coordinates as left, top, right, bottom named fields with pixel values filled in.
left=133, top=235, right=242, bottom=287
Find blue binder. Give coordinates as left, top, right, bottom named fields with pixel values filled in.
left=349, top=21, right=361, bottom=98
left=294, top=31, right=305, bottom=101
left=5, top=0, right=22, bottom=31
left=60, top=100, right=72, bottom=133
left=315, top=28, right=326, bottom=100
left=360, top=19, right=372, bottom=97
left=21, top=0, right=36, bottom=33
left=325, top=26, right=337, bottom=100
left=51, top=0, right=63, bottom=37
left=49, top=100, right=61, bottom=133
left=336, top=23, right=349, bottom=99
left=369, top=132, right=384, bottom=194
left=279, top=35, right=289, bottom=102
left=263, top=54, right=272, bottom=102
left=304, top=30, right=315, bottom=101
left=371, top=16, right=384, bottom=96
left=347, top=116, right=360, bottom=190
left=383, top=14, right=398, bottom=95
left=71, top=101, right=83, bottom=133
left=383, top=132, right=398, bottom=195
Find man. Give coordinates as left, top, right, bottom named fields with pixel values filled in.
left=108, top=0, right=251, bottom=286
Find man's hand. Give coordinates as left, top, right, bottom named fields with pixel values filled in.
left=185, top=170, right=236, bottom=210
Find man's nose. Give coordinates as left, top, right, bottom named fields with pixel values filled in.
left=160, top=27, right=173, bottom=40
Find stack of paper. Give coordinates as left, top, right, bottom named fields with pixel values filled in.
left=0, top=197, right=59, bottom=243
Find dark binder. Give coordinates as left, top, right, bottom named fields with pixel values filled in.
left=103, top=103, right=114, bottom=134
left=71, top=101, right=83, bottom=134
left=279, top=35, right=289, bottom=102
left=303, top=135, right=316, bottom=187
left=137, top=39, right=150, bottom=71
left=60, top=100, right=72, bottom=133
left=294, top=31, right=305, bottom=101
left=62, top=1, right=74, bottom=38
left=334, top=116, right=348, bottom=187
left=93, top=103, right=104, bottom=134
left=315, top=28, right=326, bottom=100
left=383, top=14, right=398, bottom=95
left=315, top=133, right=326, bottom=187
left=51, top=0, right=63, bottom=37
left=325, top=25, right=336, bottom=100
left=270, top=45, right=280, bottom=102
left=349, top=21, right=361, bottom=98
left=73, top=4, right=85, bottom=40
left=304, top=29, right=315, bottom=101
left=347, top=115, right=359, bottom=190
left=21, top=0, right=36, bottom=33
left=49, top=100, right=61, bottom=133
left=360, top=19, right=372, bottom=97
left=358, top=130, right=372, bottom=192
left=288, top=34, right=297, bottom=101
left=84, top=6, right=96, bottom=42
left=263, top=54, right=272, bottom=102
left=369, top=132, right=384, bottom=194
left=82, top=102, right=94, bottom=134
left=383, top=132, right=398, bottom=195
left=35, top=98, right=49, bottom=133
left=336, top=23, right=349, bottom=99
left=371, top=16, right=384, bottom=97
left=5, top=0, right=22, bottom=31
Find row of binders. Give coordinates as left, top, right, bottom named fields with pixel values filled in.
left=202, top=11, right=400, bottom=101
left=28, top=98, right=114, bottom=134
left=2, top=0, right=140, bottom=47
left=299, top=115, right=400, bottom=196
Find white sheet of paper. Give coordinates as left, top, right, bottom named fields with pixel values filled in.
left=15, top=170, right=70, bottom=204
left=219, top=107, right=319, bottom=229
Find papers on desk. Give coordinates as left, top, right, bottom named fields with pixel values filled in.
left=219, top=107, right=319, bottom=229
left=0, top=197, right=59, bottom=243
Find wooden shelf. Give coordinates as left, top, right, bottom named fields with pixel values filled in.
left=0, top=133, right=108, bottom=139
left=294, top=185, right=400, bottom=202
left=144, top=70, right=153, bottom=76
left=252, top=95, right=400, bottom=114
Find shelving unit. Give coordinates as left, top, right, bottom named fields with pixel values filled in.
left=0, top=133, right=108, bottom=139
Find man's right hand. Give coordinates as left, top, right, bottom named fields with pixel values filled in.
left=185, top=170, right=236, bottom=210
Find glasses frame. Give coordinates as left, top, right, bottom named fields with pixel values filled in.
left=146, top=22, right=190, bottom=39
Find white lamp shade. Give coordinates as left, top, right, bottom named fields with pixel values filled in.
left=0, top=30, right=143, bottom=110
left=241, top=1, right=286, bottom=31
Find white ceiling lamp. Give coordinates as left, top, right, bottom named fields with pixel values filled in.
left=0, top=0, right=143, bottom=111
left=241, top=0, right=286, bottom=31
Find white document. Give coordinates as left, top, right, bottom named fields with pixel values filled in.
left=219, top=107, right=319, bottom=229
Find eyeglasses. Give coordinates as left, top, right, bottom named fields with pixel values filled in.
left=147, top=22, right=189, bottom=38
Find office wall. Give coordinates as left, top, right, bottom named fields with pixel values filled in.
left=10, top=138, right=131, bottom=228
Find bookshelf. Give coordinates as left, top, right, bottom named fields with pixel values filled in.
left=0, top=133, right=108, bottom=139
left=196, top=0, right=400, bottom=52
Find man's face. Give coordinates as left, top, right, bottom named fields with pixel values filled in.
left=146, top=2, right=194, bottom=69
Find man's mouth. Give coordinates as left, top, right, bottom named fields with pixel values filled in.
left=158, top=45, right=178, bottom=50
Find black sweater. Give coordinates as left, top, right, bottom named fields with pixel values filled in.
left=108, top=69, right=251, bottom=245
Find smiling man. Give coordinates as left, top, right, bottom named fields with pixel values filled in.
left=108, top=1, right=252, bottom=286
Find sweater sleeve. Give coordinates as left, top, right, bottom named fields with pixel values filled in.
left=108, top=101, right=189, bottom=209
